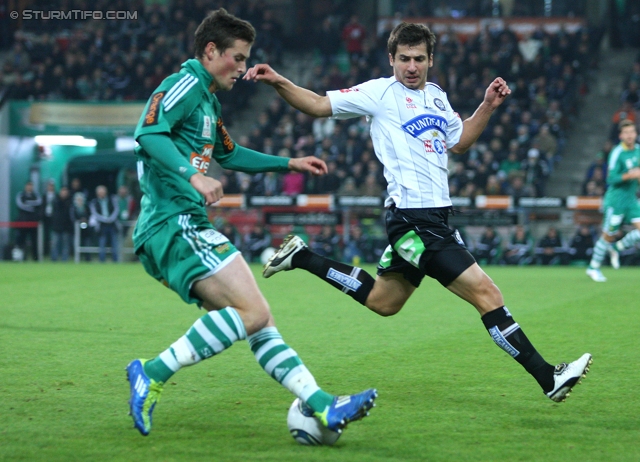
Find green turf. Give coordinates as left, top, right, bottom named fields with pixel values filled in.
left=0, top=262, right=637, bottom=461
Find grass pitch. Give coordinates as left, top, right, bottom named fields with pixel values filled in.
left=0, top=262, right=638, bottom=461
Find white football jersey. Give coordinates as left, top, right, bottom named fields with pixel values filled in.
left=327, top=77, right=463, bottom=208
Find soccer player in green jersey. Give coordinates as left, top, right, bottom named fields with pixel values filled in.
left=587, top=119, right=640, bottom=282
left=125, top=8, right=377, bottom=437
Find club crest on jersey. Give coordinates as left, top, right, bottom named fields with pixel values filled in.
left=423, top=138, right=446, bottom=155
left=401, top=114, right=448, bottom=138
left=433, top=98, right=446, bottom=111
left=406, top=97, right=417, bottom=109
left=202, top=116, right=211, bottom=138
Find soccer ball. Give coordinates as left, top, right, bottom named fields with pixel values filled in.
left=260, top=247, right=276, bottom=265
left=287, top=398, right=340, bottom=446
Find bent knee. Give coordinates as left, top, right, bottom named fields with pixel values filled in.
left=366, top=299, right=404, bottom=317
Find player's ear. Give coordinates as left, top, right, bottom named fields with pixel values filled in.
left=388, top=53, right=394, bottom=66
left=428, top=54, right=434, bottom=67
left=207, top=42, right=217, bottom=60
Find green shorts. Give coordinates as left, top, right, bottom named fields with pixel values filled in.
left=137, top=213, right=240, bottom=305
left=602, top=201, right=640, bottom=236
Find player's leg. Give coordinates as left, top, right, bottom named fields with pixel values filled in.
left=587, top=206, right=619, bottom=280
left=264, top=235, right=377, bottom=305
left=263, top=235, right=417, bottom=315
left=614, top=221, right=640, bottom=251
left=193, top=255, right=376, bottom=431
left=446, top=261, right=591, bottom=402
left=98, top=228, right=107, bottom=263
left=127, top=216, right=375, bottom=435
left=611, top=204, right=640, bottom=261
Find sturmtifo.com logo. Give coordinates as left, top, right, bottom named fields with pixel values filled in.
left=10, top=10, right=138, bottom=20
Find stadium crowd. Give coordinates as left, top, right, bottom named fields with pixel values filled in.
left=3, top=1, right=628, bottom=265
left=1, top=0, right=603, bottom=199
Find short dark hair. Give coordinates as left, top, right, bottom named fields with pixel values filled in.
left=619, top=119, right=636, bottom=133
left=387, top=22, right=436, bottom=58
left=194, top=8, right=256, bottom=58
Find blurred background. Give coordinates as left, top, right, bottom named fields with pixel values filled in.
left=1, top=0, right=639, bottom=267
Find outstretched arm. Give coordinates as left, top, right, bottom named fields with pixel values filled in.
left=219, top=145, right=328, bottom=175
left=450, top=77, right=511, bottom=154
left=244, top=64, right=333, bottom=118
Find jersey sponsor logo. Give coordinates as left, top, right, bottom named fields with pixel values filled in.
left=142, top=91, right=165, bottom=126
left=202, top=116, right=212, bottom=138
left=433, top=98, right=446, bottom=111
left=190, top=144, right=213, bottom=173
left=339, top=87, right=359, bottom=93
left=405, top=97, right=417, bottom=109
left=216, top=118, right=235, bottom=154
left=326, top=268, right=362, bottom=292
left=401, top=114, right=448, bottom=138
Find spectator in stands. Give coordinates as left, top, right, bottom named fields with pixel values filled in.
left=582, top=167, right=606, bottom=196
left=70, top=177, right=87, bottom=199
left=610, top=101, right=636, bottom=142
left=503, top=225, right=534, bottom=266
left=473, top=226, right=503, bottom=265
left=358, top=173, right=384, bottom=197
left=314, top=160, right=342, bottom=194
left=499, top=147, right=523, bottom=179
left=243, top=224, right=271, bottom=263
left=341, top=15, right=367, bottom=62
left=337, top=176, right=359, bottom=196
left=342, top=225, right=370, bottom=264
left=523, top=148, right=550, bottom=197
left=281, top=168, right=305, bottom=196
left=535, top=226, right=568, bottom=265
left=585, top=141, right=611, bottom=184
left=568, top=225, right=595, bottom=264
left=15, top=180, right=41, bottom=261
left=50, top=186, right=73, bottom=262
left=89, top=185, right=120, bottom=263
left=621, top=80, right=640, bottom=109
left=42, top=180, right=56, bottom=257
left=533, top=124, right=559, bottom=167
left=504, top=173, right=534, bottom=203
left=316, top=18, right=342, bottom=66
left=485, top=175, right=504, bottom=195
left=220, top=222, right=242, bottom=251
left=117, top=185, right=135, bottom=240
left=310, top=225, right=341, bottom=259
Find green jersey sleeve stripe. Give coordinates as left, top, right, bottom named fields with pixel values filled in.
left=164, top=75, right=199, bottom=111
left=163, top=74, right=195, bottom=103
left=608, top=145, right=622, bottom=171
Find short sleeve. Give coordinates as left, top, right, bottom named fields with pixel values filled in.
left=427, top=85, right=463, bottom=149
left=327, top=80, right=380, bottom=120
left=134, top=74, right=200, bottom=140
left=445, top=108, right=463, bottom=149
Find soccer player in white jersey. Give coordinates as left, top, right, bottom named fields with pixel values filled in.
left=245, top=22, right=592, bottom=402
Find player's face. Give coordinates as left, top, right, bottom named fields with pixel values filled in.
left=204, top=39, right=251, bottom=92
left=390, top=43, right=432, bottom=90
left=619, top=125, right=638, bottom=148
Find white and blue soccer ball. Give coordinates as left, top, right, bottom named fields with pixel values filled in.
left=287, top=398, right=340, bottom=446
